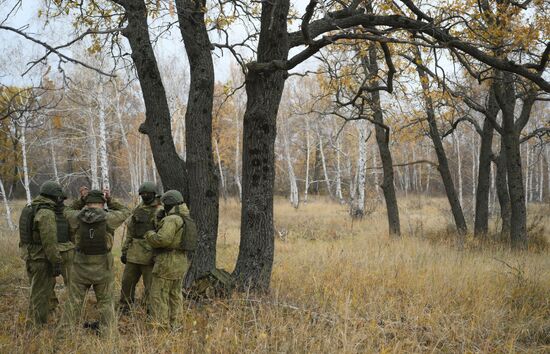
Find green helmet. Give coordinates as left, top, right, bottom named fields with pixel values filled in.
left=160, top=190, right=184, bottom=206
left=85, top=189, right=106, bottom=204
left=138, top=182, right=157, bottom=195
left=40, top=181, right=65, bottom=198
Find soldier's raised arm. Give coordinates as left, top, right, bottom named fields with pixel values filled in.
left=105, top=198, right=131, bottom=230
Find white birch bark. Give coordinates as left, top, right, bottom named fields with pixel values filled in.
left=0, top=177, right=15, bottom=231
left=353, top=120, right=368, bottom=216
left=454, top=133, right=463, bottom=207
left=334, top=137, right=344, bottom=204
left=20, top=124, right=32, bottom=204
left=97, top=82, right=110, bottom=191
left=87, top=109, right=99, bottom=190
left=373, top=146, right=380, bottom=197
left=214, top=138, right=227, bottom=199
left=234, top=117, right=242, bottom=201
left=283, top=133, right=299, bottom=208
left=48, top=122, right=60, bottom=183
left=303, top=119, right=311, bottom=203
left=317, top=127, right=333, bottom=199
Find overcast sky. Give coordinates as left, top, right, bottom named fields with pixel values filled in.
left=0, top=0, right=314, bottom=87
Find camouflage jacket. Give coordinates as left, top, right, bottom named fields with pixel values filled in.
left=64, top=198, right=130, bottom=284
left=20, top=195, right=63, bottom=264
left=121, top=202, right=161, bottom=265
left=144, top=205, right=190, bottom=280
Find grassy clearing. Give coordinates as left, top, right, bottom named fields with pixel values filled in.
left=0, top=197, right=548, bottom=353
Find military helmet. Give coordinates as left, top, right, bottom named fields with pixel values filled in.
left=160, top=190, right=184, bottom=206
left=85, top=189, right=106, bottom=204
left=40, top=181, right=65, bottom=198
left=138, top=181, right=157, bottom=195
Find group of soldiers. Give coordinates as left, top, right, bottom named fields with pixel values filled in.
left=19, top=180, right=195, bottom=337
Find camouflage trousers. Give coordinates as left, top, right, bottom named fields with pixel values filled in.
left=26, top=260, right=55, bottom=326
left=49, top=249, right=74, bottom=311
left=148, top=275, right=183, bottom=329
left=119, top=262, right=153, bottom=310
left=58, top=269, right=116, bottom=337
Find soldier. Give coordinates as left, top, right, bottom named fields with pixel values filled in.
left=19, top=181, right=64, bottom=327
left=119, top=182, right=160, bottom=313
left=144, top=190, right=193, bottom=330
left=58, top=188, right=130, bottom=337
left=48, top=187, right=76, bottom=313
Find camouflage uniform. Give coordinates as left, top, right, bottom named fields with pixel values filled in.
left=58, top=193, right=130, bottom=337
left=144, top=202, right=191, bottom=329
left=119, top=202, right=160, bottom=310
left=20, top=195, right=63, bottom=326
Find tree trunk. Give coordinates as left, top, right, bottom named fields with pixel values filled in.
left=303, top=119, right=311, bottom=203
left=495, top=147, right=511, bottom=238
left=414, top=48, right=467, bottom=238
left=214, top=138, right=227, bottom=200
left=234, top=114, right=242, bottom=201
left=48, top=122, right=60, bottom=183
left=317, top=127, right=333, bottom=199
left=352, top=119, right=368, bottom=218
left=233, top=0, right=289, bottom=291
left=474, top=90, right=498, bottom=236
left=97, top=80, right=110, bottom=190
left=334, top=137, right=344, bottom=204
left=493, top=71, right=534, bottom=249
left=176, top=0, right=220, bottom=282
left=116, top=0, right=188, bottom=196
left=0, top=176, right=15, bottom=230
left=283, top=133, right=299, bottom=208
left=367, top=44, right=400, bottom=236
left=19, top=124, right=31, bottom=204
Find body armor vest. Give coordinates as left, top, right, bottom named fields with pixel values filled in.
left=19, top=204, right=53, bottom=245
left=77, top=209, right=109, bottom=255
left=55, top=208, right=70, bottom=243
left=132, top=207, right=156, bottom=239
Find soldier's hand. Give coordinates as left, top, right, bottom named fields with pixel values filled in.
left=52, top=263, right=62, bottom=277
left=79, top=186, right=89, bottom=200
left=103, top=188, right=111, bottom=202
left=121, top=254, right=127, bottom=264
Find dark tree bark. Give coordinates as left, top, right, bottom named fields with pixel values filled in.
left=414, top=48, right=468, bottom=238
left=233, top=0, right=290, bottom=291
left=474, top=90, right=498, bottom=237
left=494, top=146, right=511, bottom=238
left=493, top=71, right=536, bottom=249
left=114, top=0, right=188, bottom=197
left=366, top=45, right=401, bottom=237
left=175, top=0, right=220, bottom=283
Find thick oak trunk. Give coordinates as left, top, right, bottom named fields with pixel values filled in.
left=117, top=0, right=188, bottom=196
left=233, top=0, right=290, bottom=291
left=176, top=0, right=220, bottom=282
left=474, top=89, right=498, bottom=237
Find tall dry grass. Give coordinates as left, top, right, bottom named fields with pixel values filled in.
left=0, top=196, right=548, bottom=353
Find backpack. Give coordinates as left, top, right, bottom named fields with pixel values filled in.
left=19, top=204, right=52, bottom=245
left=77, top=209, right=109, bottom=255
left=185, top=268, right=235, bottom=299
left=175, top=207, right=198, bottom=252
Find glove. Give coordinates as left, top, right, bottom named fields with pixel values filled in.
left=121, top=254, right=127, bottom=264
left=52, top=263, right=62, bottom=277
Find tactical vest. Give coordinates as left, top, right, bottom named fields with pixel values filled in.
left=132, top=207, right=156, bottom=239
left=19, top=204, right=53, bottom=245
left=54, top=208, right=70, bottom=243
left=77, top=209, right=109, bottom=255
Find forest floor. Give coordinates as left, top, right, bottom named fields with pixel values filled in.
left=0, top=196, right=548, bottom=353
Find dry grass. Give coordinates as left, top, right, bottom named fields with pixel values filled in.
left=0, top=197, right=549, bottom=353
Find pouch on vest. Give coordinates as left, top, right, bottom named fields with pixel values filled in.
left=77, top=209, right=108, bottom=255
left=19, top=204, right=53, bottom=245
left=133, top=208, right=155, bottom=239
